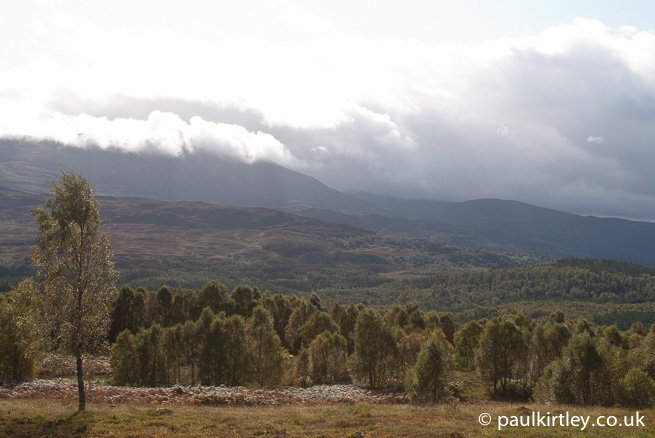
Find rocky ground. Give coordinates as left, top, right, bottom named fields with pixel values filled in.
left=0, top=380, right=410, bottom=406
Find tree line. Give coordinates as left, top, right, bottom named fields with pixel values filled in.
left=5, top=274, right=655, bottom=408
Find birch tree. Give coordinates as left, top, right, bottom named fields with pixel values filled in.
left=31, top=171, right=117, bottom=411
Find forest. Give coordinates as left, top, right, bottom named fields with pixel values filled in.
left=3, top=279, right=655, bottom=409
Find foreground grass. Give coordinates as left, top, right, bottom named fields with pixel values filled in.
left=1, top=399, right=654, bottom=437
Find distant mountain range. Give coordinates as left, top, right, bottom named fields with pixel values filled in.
left=2, top=139, right=655, bottom=266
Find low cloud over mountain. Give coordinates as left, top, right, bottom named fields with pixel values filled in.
left=2, top=2, right=655, bottom=219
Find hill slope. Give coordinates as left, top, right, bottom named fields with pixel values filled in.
left=341, top=193, right=655, bottom=266
left=0, top=139, right=372, bottom=212
left=0, top=186, right=517, bottom=292
left=4, top=139, right=655, bottom=265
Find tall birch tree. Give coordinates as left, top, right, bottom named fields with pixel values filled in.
left=31, top=171, right=117, bottom=411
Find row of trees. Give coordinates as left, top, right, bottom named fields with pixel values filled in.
left=106, top=279, right=655, bottom=408
left=111, top=306, right=288, bottom=387
left=6, top=264, right=655, bottom=408
left=108, top=292, right=455, bottom=400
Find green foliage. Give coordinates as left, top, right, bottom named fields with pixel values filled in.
left=198, top=280, right=233, bottom=316
left=475, top=317, right=526, bottom=397
left=309, top=332, right=348, bottom=384
left=351, top=310, right=399, bottom=388
left=0, top=279, right=44, bottom=381
left=293, top=347, right=311, bottom=387
left=109, top=286, right=137, bottom=343
left=223, top=315, right=253, bottom=386
left=110, top=329, right=137, bottom=385
left=0, top=263, right=36, bottom=293
left=30, top=171, right=118, bottom=411
left=337, top=259, right=655, bottom=319
left=231, top=285, right=255, bottom=316
left=198, top=317, right=227, bottom=386
left=249, top=306, right=287, bottom=387
left=284, top=298, right=315, bottom=353
left=299, top=312, right=338, bottom=347
left=534, top=332, right=625, bottom=406
left=454, top=321, right=483, bottom=370
left=615, top=368, right=655, bottom=409
left=439, top=314, right=455, bottom=345
left=407, top=337, right=450, bottom=404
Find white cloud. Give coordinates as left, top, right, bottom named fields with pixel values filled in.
left=587, top=136, right=604, bottom=143
left=7, top=111, right=297, bottom=166
left=2, top=4, right=655, bottom=219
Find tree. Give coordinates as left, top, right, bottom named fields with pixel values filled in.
left=0, top=279, right=45, bottom=381
left=249, top=306, right=287, bottom=387
left=285, top=298, right=315, bottom=353
left=109, top=286, right=136, bottom=343
left=181, top=320, right=201, bottom=385
left=615, top=367, right=655, bottom=409
left=231, top=285, right=254, bottom=316
left=351, top=310, right=398, bottom=388
left=223, top=315, right=252, bottom=385
left=439, top=314, right=456, bottom=345
left=110, top=329, right=137, bottom=385
left=340, top=303, right=360, bottom=354
left=454, top=320, right=483, bottom=371
left=310, top=332, right=348, bottom=384
left=31, top=171, right=118, bottom=411
left=475, top=317, right=525, bottom=396
left=199, top=317, right=227, bottom=385
left=198, top=280, right=231, bottom=315
left=299, top=311, right=338, bottom=347
left=155, top=285, right=174, bottom=326
left=407, top=337, right=450, bottom=403
left=534, top=332, right=603, bottom=405
left=294, top=347, right=312, bottom=387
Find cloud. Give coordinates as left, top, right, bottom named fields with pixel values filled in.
left=8, top=110, right=298, bottom=166
left=587, top=136, right=603, bottom=143
left=2, top=8, right=655, bottom=219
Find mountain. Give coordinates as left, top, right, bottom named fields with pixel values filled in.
left=0, top=139, right=372, bottom=212
left=3, top=139, right=655, bottom=266
left=347, top=193, right=655, bottom=266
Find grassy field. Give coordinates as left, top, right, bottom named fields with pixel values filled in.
left=0, top=398, right=653, bottom=437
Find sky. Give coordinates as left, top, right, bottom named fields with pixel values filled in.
left=2, top=0, right=655, bottom=220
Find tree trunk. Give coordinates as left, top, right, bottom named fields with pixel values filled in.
left=77, top=354, right=86, bottom=411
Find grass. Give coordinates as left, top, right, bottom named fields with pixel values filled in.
left=1, top=399, right=654, bottom=437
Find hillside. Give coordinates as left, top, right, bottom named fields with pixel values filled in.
left=4, top=140, right=655, bottom=265
left=324, top=258, right=655, bottom=327
left=0, top=186, right=518, bottom=292
left=340, top=193, right=655, bottom=265
left=0, top=139, right=373, bottom=212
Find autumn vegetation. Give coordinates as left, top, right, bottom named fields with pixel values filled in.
left=5, top=273, right=655, bottom=411
left=2, top=173, right=655, bottom=438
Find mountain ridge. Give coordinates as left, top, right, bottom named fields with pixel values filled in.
left=2, top=139, right=655, bottom=265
